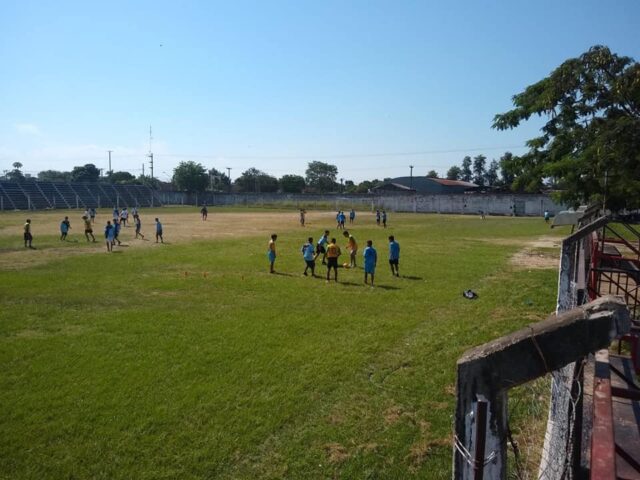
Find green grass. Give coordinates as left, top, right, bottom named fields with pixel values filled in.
left=0, top=210, right=567, bottom=479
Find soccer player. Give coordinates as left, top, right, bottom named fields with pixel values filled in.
left=544, top=209, right=550, bottom=223
left=135, top=215, right=144, bottom=239
left=375, top=210, right=381, bottom=226
left=113, top=207, right=119, bottom=221
left=302, top=237, right=315, bottom=276
left=83, top=215, right=96, bottom=242
left=382, top=210, right=387, bottom=228
left=325, top=238, right=341, bottom=282
left=268, top=233, right=277, bottom=273
left=339, top=211, right=346, bottom=229
left=60, top=216, right=71, bottom=241
left=299, top=209, right=306, bottom=227
left=363, top=240, right=377, bottom=286
left=113, top=218, right=122, bottom=245
left=316, top=230, right=330, bottom=265
left=343, top=230, right=358, bottom=268
left=349, top=209, right=355, bottom=224
left=120, top=207, right=129, bottom=227
left=89, top=208, right=96, bottom=223
left=201, top=205, right=208, bottom=221
left=104, top=220, right=114, bottom=252
left=336, top=211, right=342, bottom=230
left=23, top=219, right=33, bottom=248
left=155, top=218, right=163, bottom=243
left=388, top=235, right=400, bottom=277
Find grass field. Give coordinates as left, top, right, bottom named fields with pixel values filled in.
left=0, top=207, right=568, bottom=479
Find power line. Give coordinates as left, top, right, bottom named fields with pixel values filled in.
left=151, top=144, right=527, bottom=161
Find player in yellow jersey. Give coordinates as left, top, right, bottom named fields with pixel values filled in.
left=83, top=216, right=96, bottom=242
left=343, top=230, right=358, bottom=268
left=267, top=234, right=277, bottom=273
left=23, top=219, right=33, bottom=248
left=325, top=238, right=341, bottom=282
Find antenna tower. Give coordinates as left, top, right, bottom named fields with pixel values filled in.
left=147, top=126, right=154, bottom=180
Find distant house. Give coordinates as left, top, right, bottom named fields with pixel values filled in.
left=372, top=177, right=478, bottom=194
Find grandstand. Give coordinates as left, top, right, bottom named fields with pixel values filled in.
left=0, top=181, right=161, bottom=211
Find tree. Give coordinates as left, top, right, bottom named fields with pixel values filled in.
left=137, top=175, right=160, bottom=189
left=305, top=161, right=338, bottom=192
left=446, top=166, right=462, bottom=180
left=460, top=156, right=472, bottom=182
left=472, top=155, right=486, bottom=186
left=279, top=174, right=306, bottom=193
left=493, top=45, right=640, bottom=210
left=484, top=160, right=499, bottom=187
left=426, top=170, right=438, bottom=178
left=71, top=164, right=100, bottom=182
left=172, top=161, right=208, bottom=192
left=498, top=152, right=516, bottom=188
left=234, top=168, right=278, bottom=193
left=207, top=168, right=230, bottom=191
left=6, top=162, right=25, bottom=181
left=38, top=170, right=71, bottom=182
left=108, top=171, right=137, bottom=184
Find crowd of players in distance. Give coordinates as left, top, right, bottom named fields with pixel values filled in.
left=22, top=206, right=164, bottom=252
left=270, top=209, right=400, bottom=286
left=21, top=206, right=400, bottom=283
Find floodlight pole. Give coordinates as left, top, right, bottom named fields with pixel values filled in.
left=409, top=165, right=414, bottom=189
left=226, top=167, right=232, bottom=193
left=107, top=150, right=113, bottom=174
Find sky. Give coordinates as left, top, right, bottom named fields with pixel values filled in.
left=1, top=0, right=639, bottom=183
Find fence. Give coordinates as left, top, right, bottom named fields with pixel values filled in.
left=453, top=209, right=638, bottom=479
left=157, top=191, right=565, bottom=217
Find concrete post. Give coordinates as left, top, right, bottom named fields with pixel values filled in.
left=453, top=296, right=629, bottom=479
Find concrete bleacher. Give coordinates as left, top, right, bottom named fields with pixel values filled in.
left=19, top=182, right=52, bottom=209
left=0, top=181, right=161, bottom=210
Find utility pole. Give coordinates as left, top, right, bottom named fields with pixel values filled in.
left=142, top=163, right=145, bottom=176
left=409, top=165, right=414, bottom=190
left=107, top=150, right=113, bottom=174
left=226, top=167, right=232, bottom=193
left=147, top=126, right=154, bottom=180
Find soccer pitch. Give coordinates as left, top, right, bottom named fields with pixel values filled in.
left=0, top=207, right=566, bottom=479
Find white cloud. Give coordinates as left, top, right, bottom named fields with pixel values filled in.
left=14, top=123, right=41, bottom=136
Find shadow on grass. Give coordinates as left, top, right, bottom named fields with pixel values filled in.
left=272, top=271, right=295, bottom=277
left=401, top=275, right=423, bottom=280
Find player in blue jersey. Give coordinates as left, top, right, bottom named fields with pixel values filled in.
left=388, top=235, right=400, bottom=277
left=301, top=237, right=316, bottom=276
left=155, top=218, right=164, bottom=243
left=104, top=220, right=115, bottom=252
left=363, top=240, right=377, bottom=286
left=60, top=216, right=71, bottom=241
left=316, top=230, right=330, bottom=265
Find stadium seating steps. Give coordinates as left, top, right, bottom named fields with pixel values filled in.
left=0, top=181, right=161, bottom=210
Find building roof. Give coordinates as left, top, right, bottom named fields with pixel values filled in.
left=372, top=176, right=478, bottom=193
left=429, top=178, right=478, bottom=188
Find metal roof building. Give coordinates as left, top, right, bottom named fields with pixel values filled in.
left=372, top=177, right=478, bottom=194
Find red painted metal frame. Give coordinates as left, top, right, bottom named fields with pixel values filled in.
left=590, top=351, right=616, bottom=480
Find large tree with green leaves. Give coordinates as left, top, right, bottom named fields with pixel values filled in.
left=71, top=164, right=100, bottom=183
left=234, top=168, right=279, bottom=193
left=460, top=156, right=472, bottom=182
left=305, top=161, right=338, bottom=192
left=172, top=161, right=208, bottom=192
left=493, top=45, right=640, bottom=210
left=446, top=165, right=462, bottom=180
left=279, top=174, right=306, bottom=193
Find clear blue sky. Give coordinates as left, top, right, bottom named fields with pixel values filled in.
left=1, top=0, right=639, bottom=182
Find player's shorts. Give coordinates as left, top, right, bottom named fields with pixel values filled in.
left=365, top=262, right=376, bottom=274
left=85, top=228, right=93, bottom=234
left=267, top=251, right=276, bottom=263
left=156, top=230, right=163, bottom=236
left=327, top=257, right=338, bottom=269
left=305, top=260, right=315, bottom=269
left=316, top=245, right=326, bottom=254
left=23, top=232, right=32, bottom=241
left=389, top=258, right=399, bottom=265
